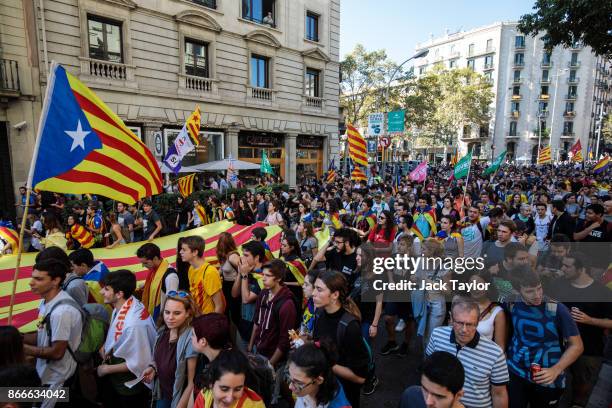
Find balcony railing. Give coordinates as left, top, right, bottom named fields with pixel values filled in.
left=513, top=61, right=525, bottom=68
left=241, top=14, right=276, bottom=28
left=303, top=95, right=323, bottom=109
left=561, top=131, right=575, bottom=137
left=539, top=94, right=550, bottom=100
left=568, top=61, right=581, bottom=68
left=541, top=77, right=551, bottom=84
left=564, top=111, right=576, bottom=117
left=248, top=86, right=276, bottom=102
left=538, top=110, right=549, bottom=117
left=0, top=59, right=20, bottom=96
left=565, top=94, right=577, bottom=100
left=79, top=57, right=134, bottom=82
left=514, top=42, right=526, bottom=50
left=511, top=110, right=520, bottom=118
left=567, top=77, right=580, bottom=84
left=191, top=0, right=216, bottom=8
left=512, top=78, right=522, bottom=84
left=178, top=74, right=218, bottom=97
left=484, top=63, right=494, bottom=70
left=541, top=60, right=553, bottom=68
left=506, top=132, right=520, bottom=138
left=511, top=94, right=522, bottom=100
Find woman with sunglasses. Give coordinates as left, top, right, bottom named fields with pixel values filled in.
left=143, top=291, right=200, bottom=408
left=289, top=341, right=351, bottom=408
left=367, top=210, right=397, bottom=244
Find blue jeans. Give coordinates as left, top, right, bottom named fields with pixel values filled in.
left=156, top=398, right=172, bottom=408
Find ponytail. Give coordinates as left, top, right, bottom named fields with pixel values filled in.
left=318, top=270, right=361, bottom=321
left=342, top=297, right=362, bottom=321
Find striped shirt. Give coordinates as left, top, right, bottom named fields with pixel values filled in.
left=426, top=326, right=509, bottom=408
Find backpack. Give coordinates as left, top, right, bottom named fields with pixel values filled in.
left=44, top=297, right=109, bottom=364
left=62, top=274, right=83, bottom=291
left=271, top=293, right=301, bottom=331
left=506, top=299, right=566, bottom=352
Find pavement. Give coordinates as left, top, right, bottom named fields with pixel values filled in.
left=361, top=328, right=423, bottom=408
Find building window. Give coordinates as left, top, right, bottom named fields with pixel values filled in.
left=509, top=121, right=517, bottom=136
left=541, top=85, right=549, bottom=96
left=515, top=35, right=525, bottom=48
left=542, top=69, right=549, bottom=81
left=539, top=102, right=548, bottom=113
left=563, top=121, right=574, bottom=134
left=569, top=69, right=577, bottom=81
left=419, top=66, right=426, bottom=75
left=449, top=59, right=457, bottom=69
left=542, top=51, right=551, bottom=64
left=484, top=71, right=492, bottom=83
left=570, top=52, right=578, bottom=64
left=305, top=12, right=319, bottom=41
left=467, top=59, right=475, bottom=70
left=514, top=53, right=524, bottom=65
left=250, top=54, right=269, bottom=88
left=565, top=101, right=575, bottom=113
left=243, top=0, right=275, bottom=27
left=568, top=85, right=577, bottom=97
left=185, top=39, right=209, bottom=78
left=511, top=101, right=520, bottom=112
left=88, top=15, right=123, bottom=62
left=468, top=43, right=474, bottom=56
left=305, top=68, right=320, bottom=97
left=513, top=70, right=521, bottom=81
left=191, top=0, right=216, bottom=8
left=540, top=120, right=547, bottom=131
left=512, top=85, right=520, bottom=96
left=484, top=55, right=493, bottom=68
left=486, top=39, right=493, bottom=51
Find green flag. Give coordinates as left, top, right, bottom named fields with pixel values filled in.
left=483, top=150, right=507, bottom=176
left=453, top=150, right=473, bottom=179
left=260, top=150, right=274, bottom=175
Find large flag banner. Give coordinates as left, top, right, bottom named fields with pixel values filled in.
left=538, top=146, right=552, bottom=164
left=226, top=154, right=239, bottom=187
left=326, top=158, right=337, bottom=183
left=0, top=221, right=331, bottom=332
left=450, top=151, right=459, bottom=166
left=483, top=150, right=507, bottom=176
left=453, top=150, right=473, bottom=179
left=347, top=124, right=368, bottom=166
left=0, top=227, right=19, bottom=254
left=260, top=150, right=274, bottom=174
left=163, top=106, right=201, bottom=174
left=177, top=173, right=195, bottom=198
left=31, top=64, right=162, bottom=204
left=593, top=156, right=610, bottom=174
left=351, top=167, right=367, bottom=182
left=409, top=161, right=428, bottom=182
left=570, top=140, right=583, bottom=163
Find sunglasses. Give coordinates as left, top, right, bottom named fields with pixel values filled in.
left=167, top=290, right=190, bottom=298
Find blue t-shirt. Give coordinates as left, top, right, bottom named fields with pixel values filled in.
left=506, top=300, right=579, bottom=388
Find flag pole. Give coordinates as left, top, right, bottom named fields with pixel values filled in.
left=459, top=149, right=473, bottom=219
left=8, top=62, right=58, bottom=325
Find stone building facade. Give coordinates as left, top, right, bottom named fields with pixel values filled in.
left=0, top=0, right=340, bottom=216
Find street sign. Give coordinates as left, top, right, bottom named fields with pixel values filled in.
left=387, top=110, right=405, bottom=133
left=367, top=140, right=378, bottom=153
left=380, top=136, right=391, bottom=148
left=368, top=112, right=384, bottom=136
left=153, top=131, right=163, bottom=156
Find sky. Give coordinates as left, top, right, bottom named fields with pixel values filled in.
left=340, top=0, right=537, bottom=64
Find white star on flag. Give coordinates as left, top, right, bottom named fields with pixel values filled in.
left=65, top=120, right=90, bottom=152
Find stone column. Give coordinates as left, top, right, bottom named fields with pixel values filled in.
left=225, top=126, right=240, bottom=159
left=285, top=133, right=297, bottom=187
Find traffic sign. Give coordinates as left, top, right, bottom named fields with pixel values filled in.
left=380, top=136, right=391, bottom=148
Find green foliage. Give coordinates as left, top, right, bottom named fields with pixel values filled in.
left=518, top=0, right=612, bottom=57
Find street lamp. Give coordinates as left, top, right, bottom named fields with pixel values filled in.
left=538, top=68, right=568, bottom=161
left=382, top=49, right=429, bottom=174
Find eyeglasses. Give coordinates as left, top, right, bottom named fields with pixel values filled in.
left=287, top=377, right=316, bottom=392
left=167, top=290, right=189, bottom=298
left=333, top=240, right=345, bottom=245
left=452, top=320, right=478, bottom=329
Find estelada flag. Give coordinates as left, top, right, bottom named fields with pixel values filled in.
left=570, top=140, right=583, bottom=163
left=0, top=227, right=19, bottom=254
left=351, top=167, right=367, bottom=182
left=31, top=64, right=162, bottom=204
left=163, top=106, right=201, bottom=174
left=347, top=124, right=368, bottom=166
left=537, top=146, right=552, bottom=164
left=326, top=158, right=337, bottom=183
left=177, top=173, right=195, bottom=198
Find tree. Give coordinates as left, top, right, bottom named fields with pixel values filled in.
left=340, top=44, right=407, bottom=126
left=404, top=66, right=494, bottom=148
left=518, top=0, right=612, bottom=57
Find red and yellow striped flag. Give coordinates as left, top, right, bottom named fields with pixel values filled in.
left=0, top=227, right=19, bottom=254
left=347, top=124, right=368, bottom=166
left=69, top=224, right=94, bottom=249
left=186, top=107, right=201, bottom=146
left=351, top=167, right=367, bottom=182
left=570, top=140, right=583, bottom=163
left=537, top=146, right=552, bottom=164
left=31, top=64, right=162, bottom=204
left=177, top=173, right=196, bottom=198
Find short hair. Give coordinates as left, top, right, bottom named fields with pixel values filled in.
left=242, top=240, right=265, bottom=263
left=519, top=203, right=531, bottom=212
left=33, top=259, right=68, bottom=285
left=101, top=269, right=136, bottom=299
left=587, top=203, right=604, bottom=215
left=142, top=200, right=153, bottom=207
left=551, top=233, right=571, bottom=243
left=516, top=269, right=541, bottom=289
left=450, top=297, right=480, bottom=320
left=192, top=313, right=230, bottom=349
left=252, top=227, right=268, bottom=241
left=488, top=207, right=504, bottom=218
left=498, top=219, right=517, bottom=233
left=503, top=242, right=528, bottom=260
left=136, top=243, right=161, bottom=260
left=422, top=351, right=465, bottom=395
left=68, top=248, right=95, bottom=267
left=362, top=198, right=373, bottom=209
left=552, top=200, right=565, bottom=212
left=565, top=252, right=588, bottom=270
left=35, top=247, right=71, bottom=272
left=182, top=236, right=205, bottom=258
left=262, top=259, right=287, bottom=282
left=536, top=202, right=547, bottom=209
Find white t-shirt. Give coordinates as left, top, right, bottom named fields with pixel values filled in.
left=534, top=214, right=552, bottom=245
left=36, top=291, right=83, bottom=387
left=477, top=305, right=503, bottom=341
left=31, top=220, right=44, bottom=251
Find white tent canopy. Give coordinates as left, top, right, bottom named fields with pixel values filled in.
left=157, top=158, right=260, bottom=174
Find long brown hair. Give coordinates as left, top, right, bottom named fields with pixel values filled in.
left=161, top=292, right=201, bottom=331
left=356, top=242, right=376, bottom=279
left=216, top=232, right=238, bottom=262
left=318, top=270, right=361, bottom=321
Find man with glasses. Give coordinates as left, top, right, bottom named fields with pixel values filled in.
left=310, top=228, right=359, bottom=286
left=426, top=298, right=509, bottom=408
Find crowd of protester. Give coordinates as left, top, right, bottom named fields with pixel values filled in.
left=0, top=161, right=611, bottom=408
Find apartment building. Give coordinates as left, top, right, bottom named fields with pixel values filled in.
left=413, top=22, right=599, bottom=164
left=0, top=0, right=340, bottom=217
